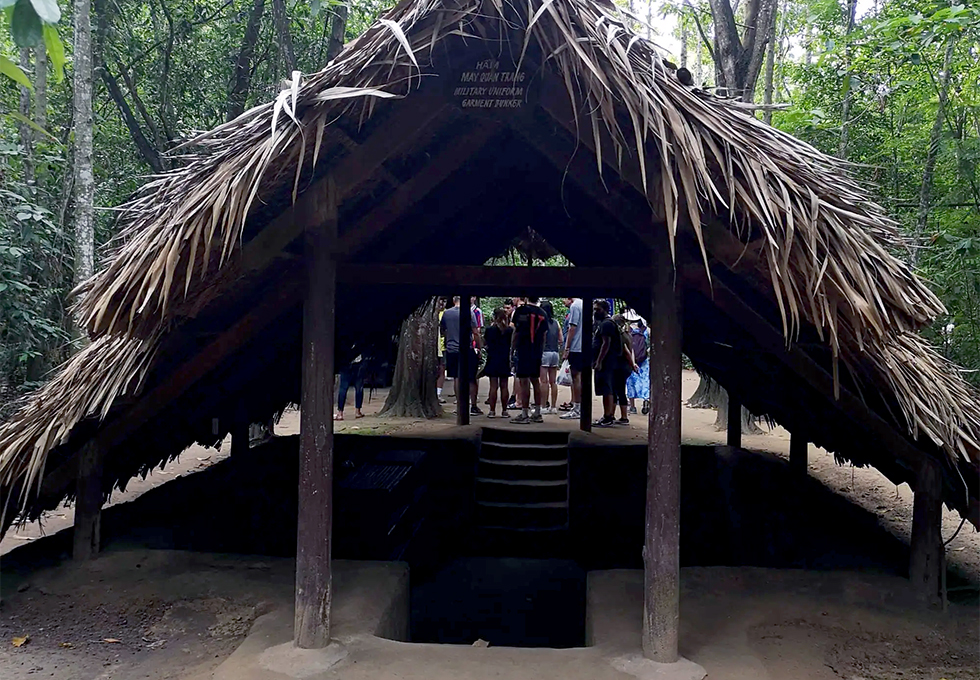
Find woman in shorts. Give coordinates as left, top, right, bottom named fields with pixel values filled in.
left=539, top=300, right=564, bottom=415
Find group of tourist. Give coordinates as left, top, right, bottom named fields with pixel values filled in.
left=439, top=296, right=651, bottom=427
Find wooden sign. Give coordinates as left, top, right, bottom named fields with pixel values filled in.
left=451, top=58, right=532, bottom=111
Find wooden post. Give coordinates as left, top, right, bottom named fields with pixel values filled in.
left=643, top=243, right=682, bottom=663
left=910, top=458, right=946, bottom=609
left=457, top=294, right=471, bottom=426
left=580, top=298, right=593, bottom=432
left=789, top=432, right=808, bottom=476
left=727, top=394, right=741, bottom=448
left=295, top=176, right=337, bottom=649
left=73, top=440, right=104, bottom=561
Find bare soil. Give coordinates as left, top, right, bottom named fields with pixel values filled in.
left=1, top=370, right=977, bottom=680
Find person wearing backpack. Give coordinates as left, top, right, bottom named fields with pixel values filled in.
left=626, top=316, right=650, bottom=416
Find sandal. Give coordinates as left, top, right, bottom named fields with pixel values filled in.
left=355, top=412, right=365, bottom=419
left=487, top=412, right=496, bottom=419
left=333, top=413, right=344, bottom=421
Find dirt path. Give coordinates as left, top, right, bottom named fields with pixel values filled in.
left=4, top=371, right=977, bottom=583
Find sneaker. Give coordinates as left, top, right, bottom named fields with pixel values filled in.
left=628, top=405, right=638, bottom=415
left=501, top=409, right=510, bottom=418
left=531, top=412, right=544, bottom=423
left=510, top=413, right=531, bottom=424
left=438, top=397, right=447, bottom=405
left=593, top=416, right=615, bottom=428
left=470, top=405, right=484, bottom=416
left=486, top=412, right=496, bottom=419
left=559, top=409, right=580, bottom=420
left=615, top=417, right=630, bottom=425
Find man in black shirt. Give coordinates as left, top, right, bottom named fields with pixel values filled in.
left=510, top=296, right=547, bottom=424
left=592, top=299, right=621, bottom=427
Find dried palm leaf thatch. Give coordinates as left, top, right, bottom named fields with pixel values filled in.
left=1, top=0, right=978, bottom=524
left=0, top=334, right=159, bottom=527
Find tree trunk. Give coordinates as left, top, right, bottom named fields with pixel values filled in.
left=34, top=44, right=47, bottom=133
left=761, top=4, right=777, bottom=125
left=379, top=304, right=441, bottom=419
left=72, top=0, right=96, bottom=290
left=18, top=48, right=34, bottom=188
left=271, top=0, right=296, bottom=73
left=706, top=0, right=778, bottom=102
left=226, top=0, right=266, bottom=121
left=101, top=67, right=165, bottom=173
left=680, top=18, right=688, bottom=70
left=838, top=0, right=858, bottom=158
left=913, top=38, right=956, bottom=266
left=687, top=373, right=722, bottom=409
left=325, top=2, right=348, bottom=62
left=713, top=388, right=764, bottom=435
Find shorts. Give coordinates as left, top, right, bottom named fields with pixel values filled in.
left=515, top=349, right=543, bottom=378
left=541, top=351, right=560, bottom=368
left=594, top=368, right=615, bottom=396
left=568, top=352, right=584, bottom=373
left=446, top=350, right=478, bottom=382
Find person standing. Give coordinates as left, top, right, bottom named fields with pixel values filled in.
left=592, top=300, right=622, bottom=427
left=471, top=297, right=485, bottom=332
left=483, top=308, right=513, bottom=418
left=626, top=317, right=650, bottom=415
left=441, top=296, right=483, bottom=416
left=560, top=297, right=584, bottom=420
left=611, top=314, right=638, bottom=424
left=335, top=355, right=367, bottom=421
left=539, top=300, right=563, bottom=414
left=511, top=296, right=548, bottom=424
left=437, top=297, right=447, bottom=404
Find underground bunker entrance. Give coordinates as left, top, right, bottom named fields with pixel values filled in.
left=408, top=557, right=587, bottom=648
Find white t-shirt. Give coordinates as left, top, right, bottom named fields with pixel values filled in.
left=567, top=299, right=584, bottom=353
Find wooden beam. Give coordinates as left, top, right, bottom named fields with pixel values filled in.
left=336, top=124, right=502, bottom=258
left=295, top=176, right=338, bottom=649
left=910, top=458, right=946, bottom=609
left=580, top=298, right=593, bottom=432
left=337, top=264, right=652, bottom=293
left=790, top=432, right=808, bottom=476
left=457, top=295, right=471, bottom=426
left=73, top=441, right=103, bottom=561
left=644, top=238, right=682, bottom=662
left=727, top=394, right=741, bottom=448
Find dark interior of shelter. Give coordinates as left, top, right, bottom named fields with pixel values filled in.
left=5, top=426, right=975, bottom=648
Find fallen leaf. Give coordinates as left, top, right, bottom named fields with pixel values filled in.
left=59, top=642, right=73, bottom=649
left=12, top=636, right=29, bottom=648
left=103, top=638, right=121, bottom=644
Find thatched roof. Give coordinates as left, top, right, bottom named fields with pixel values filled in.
left=2, top=0, right=978, bottom=531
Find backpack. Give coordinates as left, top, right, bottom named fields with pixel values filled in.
left=630, top=330, right=647, bottom=364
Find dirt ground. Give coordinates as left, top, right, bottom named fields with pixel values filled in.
left=1, top=370, right=978, bottom=680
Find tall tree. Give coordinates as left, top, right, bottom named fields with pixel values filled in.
left=706, top=0, right=779, bottom=101
left=271, top=0, right=297, bottom=73
left=34, top=44, right=47, bottom=133
left=380, top=303, right=441, bottom=419
left=761, top=4, right=777, bottom=124
left=72, top=0, right=96, bottom=288
left=227, top=0, right=267, bottom=121
left=837, top=0, right=858, bottom=157
left=914, top=37, right=956, bottom=265
left=17, top=48, right=34, bottom=187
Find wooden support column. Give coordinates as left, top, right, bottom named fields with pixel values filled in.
left=580, top=298, right=593, bottom=432
left=73, top=440, right=104, bottom=561
left=910, top=458, right=946, bottom=609
left=295, top=176, right=337, bottom=649
left=789, top=433, right=808, bottom=476
left=644, top=243, right=682, bottom=662
left=457, top=294, right=471, bottom=426
left=727, top=395, right=741, bottom=448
